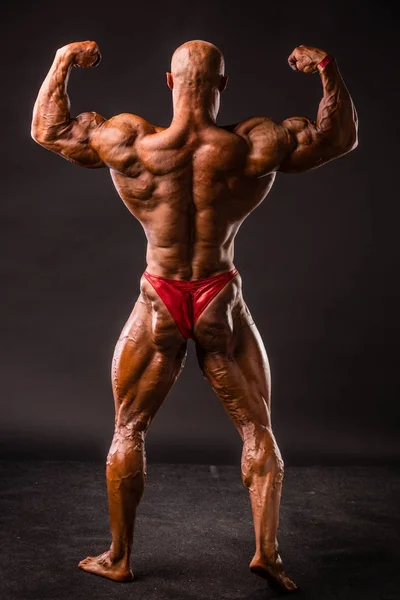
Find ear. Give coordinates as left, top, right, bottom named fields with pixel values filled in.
left=219, top=75, right=228, bottom=93
left=166, top=72, right=174, bottom=90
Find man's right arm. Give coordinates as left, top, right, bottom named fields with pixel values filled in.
left=241, top=45, right=358, bottom=176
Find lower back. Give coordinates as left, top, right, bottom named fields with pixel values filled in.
left=145, top=239, right=235, bottom=280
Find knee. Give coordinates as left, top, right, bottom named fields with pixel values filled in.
left=118, top=413, right=150, bottom=436
left=109, top=413, right=150, bottom=454
left=241, top=428, right=284, bottom=488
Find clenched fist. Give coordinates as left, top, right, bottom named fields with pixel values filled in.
left=57, top=41, right=102, bottom=68
left=288, top=45, right=328, bottom=74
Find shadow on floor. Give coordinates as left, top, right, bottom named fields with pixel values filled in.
left=0, top=462, right=399, bottom=600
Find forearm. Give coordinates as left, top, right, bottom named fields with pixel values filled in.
left=31, top=49, right=74, bottom=144
left=315, top=58, right=358, bottom=150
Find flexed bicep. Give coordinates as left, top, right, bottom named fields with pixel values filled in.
left=31, top=41, right=106, bottom=168
left=241, top=46, right=358, bottom=177
left=44, top=111, right=106, bottom=168
left=278, top=116, right=337, bottom=173
left=278, top=45, right=358, bottom=173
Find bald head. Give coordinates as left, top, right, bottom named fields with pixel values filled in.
left=169, top=40, right=226, bottom=91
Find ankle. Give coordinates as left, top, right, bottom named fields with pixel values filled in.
left=110, top=544, right=130, bottom=564
left=257, top=544, right=279, bottom=562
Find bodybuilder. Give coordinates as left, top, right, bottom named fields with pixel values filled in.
left=31, top=40, right=358, bottom=592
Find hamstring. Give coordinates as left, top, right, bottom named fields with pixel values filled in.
left=193, top=270, right=242, bottom=352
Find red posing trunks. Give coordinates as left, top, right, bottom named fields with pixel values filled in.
left=143, top=267, right=238, bottom=339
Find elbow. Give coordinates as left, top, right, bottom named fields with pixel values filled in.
left=332, top=129, right=358, bottom=157
left=31, top=113, right=54, bottom=146
left=31, top=123, right=45, bottom=145
left=31, top=114, right=40, bottom=143
left=31, top=117, right=70, bottom=148
left=341, top=119, right=359, bottom=153
left=31, top=125, right=51, bottom=148
left=350, top=132, right=359, bottom=151
left=344, top=128, right=358, bottom=152
left=31, top=128, right=41, bottom=145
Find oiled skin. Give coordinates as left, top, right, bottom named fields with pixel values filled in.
left=31, top=40, right=358, bottom=591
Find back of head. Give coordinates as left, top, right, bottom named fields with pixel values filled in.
left=171, top=40, right=225, bottom=89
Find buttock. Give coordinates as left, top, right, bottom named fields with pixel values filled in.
left=142, top=268, right=240, bottom=340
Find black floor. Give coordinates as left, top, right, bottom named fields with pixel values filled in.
left=0, top=462, right=399, bottom=600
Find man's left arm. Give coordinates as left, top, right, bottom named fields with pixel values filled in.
left=279, top=45, right=359, bottom=173
left=240, top=46, right=358, bottom=177
left=31, top=41, right=106, bottom=168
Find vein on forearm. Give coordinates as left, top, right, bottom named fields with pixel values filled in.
left=316, top=64, right=356, bottom=144
left=33, top=54, right=73, bottom=136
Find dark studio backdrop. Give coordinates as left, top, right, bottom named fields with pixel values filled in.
left=1, top=0, right=398, bottom=465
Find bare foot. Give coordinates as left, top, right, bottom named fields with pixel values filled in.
left=250, top=553, right=298, bottom=593
left=78, top=550, right=134, bottom=582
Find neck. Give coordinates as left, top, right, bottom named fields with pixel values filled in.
left=171, top=85, right=219, bottom=126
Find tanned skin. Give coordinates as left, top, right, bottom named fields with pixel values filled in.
left=31, top=40, right=358, bottom=592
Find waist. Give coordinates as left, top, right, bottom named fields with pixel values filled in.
left=144, top=259, right=236, bottom=282
left=143, top=266, right=239, bottom=287
left=145, top=243, right=235, bottom=281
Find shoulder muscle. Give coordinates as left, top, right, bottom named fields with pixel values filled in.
left=91, top=113, right=156, bottom=172
left=94, top=113, right=155, bottom=144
